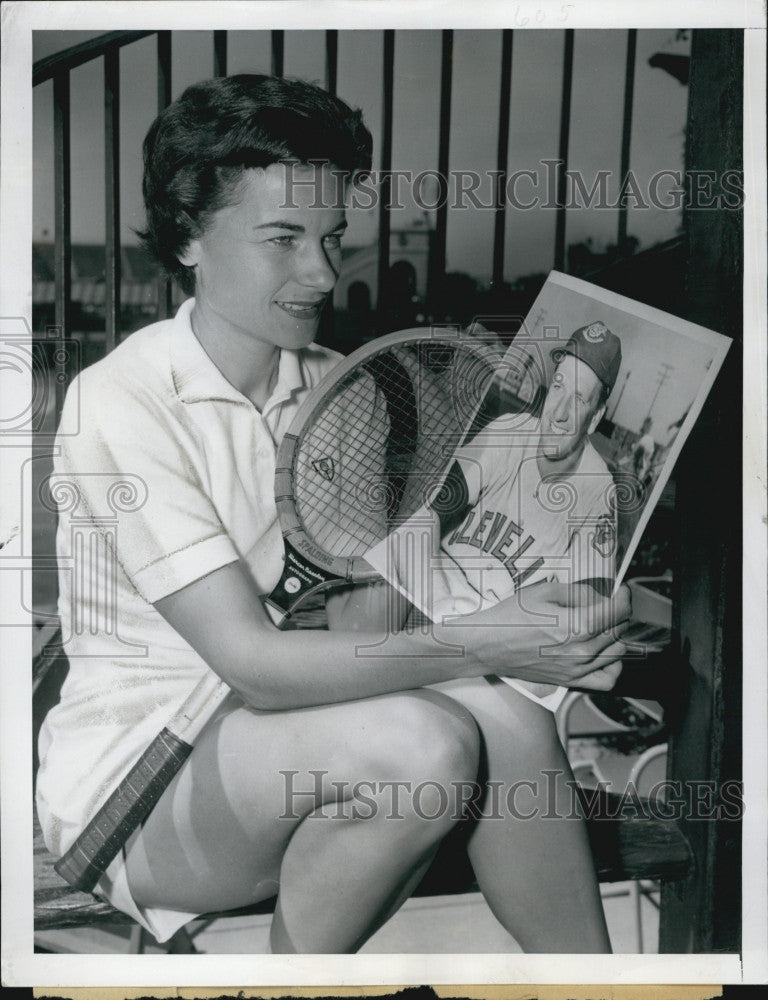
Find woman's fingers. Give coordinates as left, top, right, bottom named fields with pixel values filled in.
left=582, top=638, right=627, bottom=666
left=547, top=582, right=632, bottom=630
left=579, top=588, right=632, bottom=638
left=573, top=660, right=624, bottom=692
left=610, top=583, right=632, bottom=618
left=582, top=629, right=629, bottom=658
left=542, top=636, right=626, bottom=686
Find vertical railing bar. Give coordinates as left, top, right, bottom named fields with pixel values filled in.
left=319, top=31, right=339, bottom=346
left=213, top=30, right=227, bottom=77
left=492, top=30, right=513, bottom=290
left=429, top=29, right=453, bottom=306
left=554, top=28, right=574, bottom=273
left=617, top=28, right=637, bottom=249
left=272, top=31, right=284, bottom=77
left=156, top=31, right=173, bottom=320
left=376, top=30, right=395, bottom=323
left=325, top=29, right=338, bottom=96
left=53, top=71, right=72, bottom=419
left=104, top=46, right=121, bottom=354
left=157, top=31, right=171, bottom=108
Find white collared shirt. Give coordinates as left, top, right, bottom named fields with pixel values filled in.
left=36, top=299, right=342, bottom=856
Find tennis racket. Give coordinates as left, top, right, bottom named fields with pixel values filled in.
left=54, top=326, right=502, bottom=892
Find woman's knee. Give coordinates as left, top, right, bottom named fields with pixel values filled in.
left=356, top=691, right=480, bottom=804
left=411, top=688, right=481, bottom=777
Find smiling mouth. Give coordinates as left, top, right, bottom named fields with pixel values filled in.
left=275, top=299, right=327, bottom=319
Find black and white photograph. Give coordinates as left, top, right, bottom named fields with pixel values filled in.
left=0, top=0, right=765, bottom=990
left=365, top=274, right=730, bottom=679
left=482, top=272, right=733, bottom=583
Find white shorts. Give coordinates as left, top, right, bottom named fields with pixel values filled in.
left=501, top=679, right=567, bottom=713
left=92, top=827, right=201, bottom=944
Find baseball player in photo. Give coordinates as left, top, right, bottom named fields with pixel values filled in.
left=370, top=321, right=622, bottom=711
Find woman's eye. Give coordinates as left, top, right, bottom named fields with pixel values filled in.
left=323, top=233, right=344, bottom=249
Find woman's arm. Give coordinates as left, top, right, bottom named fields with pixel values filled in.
left=325, top=580, right=409, bottom=633
left=154, top=561, right=630, bottom=711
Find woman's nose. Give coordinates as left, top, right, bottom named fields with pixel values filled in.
left=297, top=243, right=338, bottom=292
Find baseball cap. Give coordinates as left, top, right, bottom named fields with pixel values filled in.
left=551, top=321, right=622, bottom=392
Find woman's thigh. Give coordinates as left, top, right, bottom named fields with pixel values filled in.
left=124, top=687, right=479, bottom=914
left=431, top=675, right=560, bottom=754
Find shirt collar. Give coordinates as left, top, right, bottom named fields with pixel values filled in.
left=169, top=298, right=305, bottom=410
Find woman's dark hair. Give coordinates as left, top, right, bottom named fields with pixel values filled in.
left=138, top=75, right=373, bottom=294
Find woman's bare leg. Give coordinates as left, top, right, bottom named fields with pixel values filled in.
left=433, top=676, right=611, bottom=953
left=125, top=688, right=479, bottom=953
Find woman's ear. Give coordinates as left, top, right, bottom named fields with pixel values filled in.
left=178, top=239, right=201, bottom=268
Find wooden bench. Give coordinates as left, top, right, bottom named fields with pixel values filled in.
left=34, top=789, right=693, bottom=940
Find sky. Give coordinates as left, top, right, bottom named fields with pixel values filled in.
left=33, top=28, right=691, bottom=285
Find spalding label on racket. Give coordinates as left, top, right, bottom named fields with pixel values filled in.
left=265, top=327, right=502, bottom=624
left=267, top=535, right=347, bottom=618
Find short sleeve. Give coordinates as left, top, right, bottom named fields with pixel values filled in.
left=54, top=373, right=239, bottom=603
left=452, top=418, right=521, bottom=507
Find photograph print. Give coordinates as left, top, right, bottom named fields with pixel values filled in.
left=0, top=2, right=761, bottom=989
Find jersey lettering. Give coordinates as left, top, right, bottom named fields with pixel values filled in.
left=502, top=536, right=544, bottom=587
left=482, top=511, right=508, bottom=553
left=490, top=517, right=523, bottom=562
left=448, top=507, right=544, bottom=590
left=469, top=510, right=495, bottom=547
left=450, top=512, right=474, bottom=546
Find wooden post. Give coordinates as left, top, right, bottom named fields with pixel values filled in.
left=659, top=29, right=743, bottom=953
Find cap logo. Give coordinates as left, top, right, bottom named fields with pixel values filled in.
left=583, top=322, right=608, bottom=343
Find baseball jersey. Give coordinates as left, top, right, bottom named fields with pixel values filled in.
left=365, top=412, right=617, bottom=710
left=442, top=414, right=616, bottom=705
left=439, top=414, right=616, bottom=609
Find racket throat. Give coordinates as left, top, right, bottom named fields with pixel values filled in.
left=265, top=538, right=346, bottom=624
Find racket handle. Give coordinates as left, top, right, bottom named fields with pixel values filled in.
left=54, top=727, right=192, bottom=893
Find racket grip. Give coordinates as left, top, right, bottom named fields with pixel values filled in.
left=54, top=727, right=193, bottom=893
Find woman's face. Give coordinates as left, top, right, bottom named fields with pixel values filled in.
left=181, top=162, right=348, bottom=351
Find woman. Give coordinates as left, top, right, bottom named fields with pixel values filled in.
left=36, top=75, right=629, bottom=954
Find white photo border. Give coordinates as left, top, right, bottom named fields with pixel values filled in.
left=1, top=0, right=765, bottom=989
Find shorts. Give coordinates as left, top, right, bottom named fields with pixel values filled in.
left=44, top=691, right=243, bottom=945
left=93, top=826, right=201, bottom=944
left=501, top=678, right=567, bottom=713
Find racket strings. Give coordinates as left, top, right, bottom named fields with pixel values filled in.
left=294, top=341, right=494, bottom=558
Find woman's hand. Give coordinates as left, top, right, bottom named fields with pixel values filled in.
left=442, top=580, right=631, bottom=691
left=155, top=564, right=629, bottom=710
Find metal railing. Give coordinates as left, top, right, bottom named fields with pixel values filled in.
left=34, top=27, right=642, bottom=421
